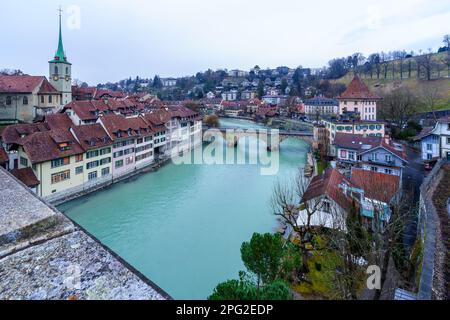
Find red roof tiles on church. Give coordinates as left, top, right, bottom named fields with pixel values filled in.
left=0, top=76, right=45, bottom=93
left=338, top=74, right=381, bottom=100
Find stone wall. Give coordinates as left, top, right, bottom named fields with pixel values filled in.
left=0, top=167, right=171, bottom=300
left=417, top=159, right=449, bottom=300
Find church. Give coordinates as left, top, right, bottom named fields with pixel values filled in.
left=0, top=11, right=73, bottom=124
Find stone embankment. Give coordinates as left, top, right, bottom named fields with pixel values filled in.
left=0, top=167, right=171, bottom=300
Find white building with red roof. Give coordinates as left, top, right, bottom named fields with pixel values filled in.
left=338, top=74, right=381, bottom=121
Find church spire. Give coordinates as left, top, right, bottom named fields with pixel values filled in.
left=53, top=6, right=67, bottom=62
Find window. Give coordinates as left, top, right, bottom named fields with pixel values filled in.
left=66, top=67, right=69, bottom=75
left=125, top=157, right=133, bottom=165
left=137, top=138, right=143, bottom=145
left=370, top=166, right=378, bottom=172
left=23, top=96, right=28, bottom=105
left=75, top=166, right=83, bottom=175
left=385, top=155, right=392, bottom=163
left=86, top=160, right=99, bottom=170
left=51, top=170, right=70, bottom=184
left=371, top=153, right=378, bottom=161
left=54, top=66, right=58, bottom=74
left=340, top=150, right=347, bottom=159
left=322, top=201, right=331, bottom=213
left=101, top=167, right=110, bottom=176
left=41, top=96, right=44, bottom=103
left=427, top=154, right=433, bottom=160
left=88, top=171, right=98, bottom=181
left=145, top=136, right=153, bottom=142
left=348, top=151, right=355, bottom=160
left=75, top=154, right=83, bottom=162
left=20, top=157, right=28, bottom=167
left=100, top=157, right=111, bottom=165
left=447, top=137, right=450, bottom=145
left=100, top=147, right=111, bottom=155
left=49, top=95, right=52, bottom=103
left=384, top=169, right=393, bottom=175
left=6, top=96, right=12, bottom=105
left=51, top=157, right=70, bottom=168
left=115, top=160, right=124, bottom=168
left=86, top=150, right=99, bottom=159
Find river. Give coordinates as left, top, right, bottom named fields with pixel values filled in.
left=59, top=118, right=309, bottom=299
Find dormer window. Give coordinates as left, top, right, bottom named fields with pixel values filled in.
left=59, top=143, right=70, bottom=152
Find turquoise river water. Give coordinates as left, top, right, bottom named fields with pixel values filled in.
left=59, top=118, right=309, bottom=299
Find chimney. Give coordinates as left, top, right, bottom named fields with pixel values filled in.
left=384, top=134, right=390, bottom=144
left=363, top=130, right=367, bottom=138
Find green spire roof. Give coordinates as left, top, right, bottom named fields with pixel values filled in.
left=50, top=9, right=70, bottom=64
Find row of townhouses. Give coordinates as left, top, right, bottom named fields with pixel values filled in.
left=0, top=106, right=202, bottom=203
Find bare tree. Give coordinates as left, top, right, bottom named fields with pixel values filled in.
left=416, top=49, right=434, bottom=81
left=378, top=87, right=419, bottom=129
left=420, top=86, right=442, bottom=122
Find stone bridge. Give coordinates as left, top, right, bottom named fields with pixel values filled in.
left=203, top=127, right=313, bottom=151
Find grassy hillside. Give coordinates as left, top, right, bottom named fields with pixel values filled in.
left=334, top=73, right=450, bottom=112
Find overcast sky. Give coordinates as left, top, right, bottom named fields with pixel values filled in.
left=1, top=0, right=449, bottom=84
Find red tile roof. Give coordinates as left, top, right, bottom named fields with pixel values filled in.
left=338, top=74, right=381, bottom=100
left=334, top=133, right=407, bottom=161
left=44, top=113, right=74, bottom=130
left=99, top=114, right=153, bottom=140
left=0, top=76, right=45, bottom=93
left=21, top=130, right=84, bottom=164
left=302, top=168, right=356, bottom=211
left=351, top=168, right=400, bottom=203
left=334, top=133, right=382, bottom=151
left=1, top=123, right=50, bottom=145
left=37, top=78, right=59, bottom=94
left=11, top=167, right=40, bottom=188
left=71, top=124, right=112, bottom=150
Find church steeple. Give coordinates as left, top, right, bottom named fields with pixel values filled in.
left=49, top=6, right=72, bottom=105
left=51, top=7, right=69, bottom=63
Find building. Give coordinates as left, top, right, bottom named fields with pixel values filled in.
left=333, top=132, right=408, bottom=177
left=161, top=78, right=177, bottom=87
left=241, top=90, right=256, bottom=100
left=98, top=114, right=154, bottom=178
left=70, top=124, right=113, bottom=184
left=338, top=74, right=381, bottom=121
left=350, top=168, right=401, bottom=230
left=298, top=167, right=398, bottom=231
left=415, top=116, right=450, bottom=161
left=48, top=10, right=72, bottom=105
left=304, top=96, right=339, bottom=117
left=221, top=90, right=238, bottom=101
left=322, top=119, right=386, bottom=145
left=0, top=76, right=61, bottom=123
left=262, top=95, right=289, bottom=106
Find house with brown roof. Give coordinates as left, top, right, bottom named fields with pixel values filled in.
left=0, top=76, right=61, bottom=124
left=298, top=168, right=359, bottom=230
left=333, top=132, right=408, bottom=177
left=338, top=74, right=381, bottom=121
left=70, top=124, right=113, bottom=184
left=98, top=114, right=155, bottom=177
left=298, top=167, right=398, bottom=232
left=13, top=129, right=85, bottom=198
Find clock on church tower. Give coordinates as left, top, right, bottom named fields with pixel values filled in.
left=49, top=8, right=72, bottom=106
